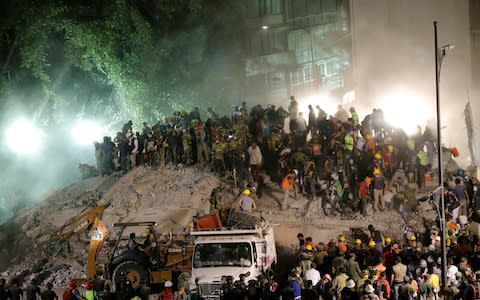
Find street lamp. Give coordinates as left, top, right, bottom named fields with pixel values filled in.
left=434, top=21, right=454, bottom=291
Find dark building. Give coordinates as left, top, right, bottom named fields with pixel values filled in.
left=243, top=0, right=353, bottom=107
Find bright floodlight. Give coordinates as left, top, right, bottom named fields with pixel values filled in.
left=262, top=25, right=269, bottom=30
left=72, top=120, right=102, bottom=145
left=5, top=119, right=45, bottom=155
left=378, top=91, right=434, bottom=135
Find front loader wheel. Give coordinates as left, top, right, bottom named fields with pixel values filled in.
left=113, top=261, right=149, bottom=290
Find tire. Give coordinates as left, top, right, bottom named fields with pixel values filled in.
left=112, top=260, right=149, bottom=290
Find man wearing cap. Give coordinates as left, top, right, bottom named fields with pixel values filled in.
left=318, top=274, right=333, bottom=300
left=341, top=279, right=358, bottom=300
left=160, top=281, right=174, bottom=300
left=239, top=189, right=256, bottom=213
left=372, top=168, right=387, bottom=212
left=346, top=253, right=362, bottom=283
left=364, top=284, right=380, bottom=299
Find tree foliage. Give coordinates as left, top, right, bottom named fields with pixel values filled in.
left=0, top=0, right=247, bottom=126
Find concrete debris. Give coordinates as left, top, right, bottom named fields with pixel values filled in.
left=0, top=165, right=436, bottom=289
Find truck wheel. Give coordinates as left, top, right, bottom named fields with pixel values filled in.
left=113, top=261, right=149, bottom=290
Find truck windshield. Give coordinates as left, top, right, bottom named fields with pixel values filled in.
left=193, top=242, right=252, bottom=268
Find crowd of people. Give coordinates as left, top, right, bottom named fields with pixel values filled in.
left=3, top=96, right=480, bottom=299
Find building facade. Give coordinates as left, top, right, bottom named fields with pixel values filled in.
left=243, top=0, right=352, bottom=108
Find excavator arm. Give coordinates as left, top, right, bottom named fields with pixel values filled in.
left=86, top=217, right=109, bottom=278
left=49, top=205, right=110, bottom=279
left=51, top=205, right=107, bottom=241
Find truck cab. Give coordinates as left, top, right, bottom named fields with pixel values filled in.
left=190, top=211, right=277, bottom=299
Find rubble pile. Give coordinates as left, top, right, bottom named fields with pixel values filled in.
left=0, top=166, right=224, bottom=286
left=0, top=165, right=431, bottom=288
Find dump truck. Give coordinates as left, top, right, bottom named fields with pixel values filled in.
left=190, top=211, right=277, bottom=299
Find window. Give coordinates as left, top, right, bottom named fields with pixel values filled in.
left=267, top=72, right=285, bottom=90
left=193, top=243, right=252, bottom=268
left=259, top=0, right=281, bottom=16
left=288, top=30, right=313, bottom=64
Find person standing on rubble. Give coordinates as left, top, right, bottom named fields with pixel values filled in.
left=248, top=142, right=262, bottom=182
left=209, top=183, right=225, bottom=214
left=282, top=170, right=297, bottom=210
left=239, top=189, right=256, bottom=213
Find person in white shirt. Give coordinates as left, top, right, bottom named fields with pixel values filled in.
left=305, top=262, right=321, bottom=287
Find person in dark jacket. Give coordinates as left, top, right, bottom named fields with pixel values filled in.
left=40, top=282, right=58, bottom=300
left=26, top=279, right=41, bottom=300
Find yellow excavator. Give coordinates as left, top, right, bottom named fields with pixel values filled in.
left=50, top=205, right=110, bottom=279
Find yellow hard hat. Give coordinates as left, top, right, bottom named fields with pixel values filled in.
left=305, top=244, right=313, bottom=251
left=373, top=168, right=381, bottom=175
left=355, top=239, right=362, bottom=245
left=374, top=153, right=382, bottom=160
left=243, top=189, right=250, bottom=196
left=338, top=235, right=346, bottom=241
left=410, top=235, right=416, bottom=241
left=387, top=145, right=394, bottom=153
left=385, top=237, right=392, bottom=243
left=368, top=240, right=376, bottom=247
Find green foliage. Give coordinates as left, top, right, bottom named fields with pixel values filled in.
left=0, top=0, right=248, bottom=126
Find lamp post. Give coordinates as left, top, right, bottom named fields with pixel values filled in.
left=434, top=21, right=454, bottom=291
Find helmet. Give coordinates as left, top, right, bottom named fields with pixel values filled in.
left=338, top=235, right=346, bottom=242
left=410, top=235, right=416, bottom=241
left=387, top=145, right=394, bottom=153
left=373, top=168, right=381, bottom=175
left=368, top=240, right=376, bottom=247
left=355, top=239, right=362, bottom=245
left=305, top=244, right=313, bottom=251
left=420, top=259, right=427, bottom=268
left=164, top=280, right=173, bottom=288
left=374, top=153, right=382, bottom=160
left=385, top=237, right=392, bottom=244
left=243, top=189, right=250, bottom=196
left=293, top=169, right=299, bottom=176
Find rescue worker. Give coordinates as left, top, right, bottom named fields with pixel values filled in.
left=181, top=129, right=193, bottom=165
left=282, top=170, right=297, bottom=210
left=209, top=183, right=225, bottom=214
left=248, top=142, right=262, bottom=182
left=82, top=281, right=97, bottom=300
left=144, top=131, right=158, bottom=167
left=239, top=189, right=256, bottom=213
left=372, top=168, right=387, bottom=212
left=195, top=121, right=210, bottom=165
left=359, top=176, right=372, bottom=217
left=212, top=139, right=226, bottom=176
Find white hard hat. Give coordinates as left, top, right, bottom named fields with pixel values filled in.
left=164, top=280, right=173, bottom=288
left=293, top=169, right=298, bottom=176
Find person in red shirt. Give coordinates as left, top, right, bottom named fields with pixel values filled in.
left=359, top=176, right=372, bottom=217
left=159, top=281, right=174, bottom=300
